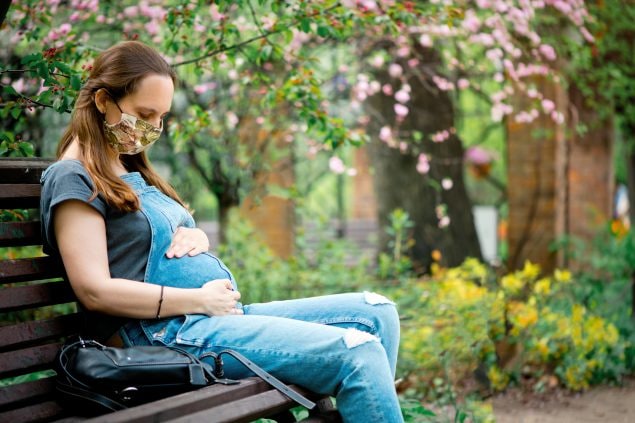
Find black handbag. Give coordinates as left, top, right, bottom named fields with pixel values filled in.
left=56, top=338, right=315, bottom=416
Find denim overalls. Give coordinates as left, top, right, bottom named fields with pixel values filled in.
left=119, top=172, right=404, bottom=422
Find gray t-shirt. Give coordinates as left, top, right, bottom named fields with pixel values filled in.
left=40, top=159, right=151, bottom=339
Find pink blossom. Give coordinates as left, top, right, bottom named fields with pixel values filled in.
left=417, top=154, right=430, bottom=175
left=96, top=15, right=106, bottom=23
left=70, top=12, right=80, bottom=22
left=419, top=34, right=433, bottom=48
left=457, top=79, right=470, bottom=90
left=465, top=146, right=493, bottom=165
left=11, top=78, right=25, bottom=93
left=382, top=84, right=393, bottom=96
left=462, top=10, right=481, bottom=32
left=210, top=4, right=225, bottom=21
left=431, top=130, right=450, bottom=143
left=438, top=216, right=451, bottom=228
left=379, top=126, right=392, bottom=142
left=514, top=111, right=536, bottom=123
left=329, top=157, right=346, bottom=174
left=580, top=27, right=595, bottom=42
left=394, top=104, right=409, bottom=118
left=369, top=81, right=381, bottom=95
left=491, top=103, right=513, bottom=121
left=550, top=110, right=565, bottom=124
left=394, top=90, right=410, bottom=104
left=59, top=23, right=72, bottom=35
left=123, top=6, right=138, bottom=18
left=360, top=0, right=378, bottom=10
left=226, top=112, right=239, bottom=129
left=442, top=178, right=453, bottom=190
left=408, top=58, right=419, bottom=68
left=541, top=99, right=555, bottom=113
left=256, top=116, right=265, bottom=125
left=370, top=55, right=385, bottom=68
left=399, top=142, right=408, bottom=152
left=539, top=44, right=556, bottom=61
left=388, top=63, right=403, bottom=78
left=476, top=0, right=492, bottom=8
left=397, top=46, right=410, bottom=57
left=347, top=168, right=358, bottom=176
left=145, top=21, right=160, bottom=36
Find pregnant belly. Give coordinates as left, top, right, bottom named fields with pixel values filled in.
left=146, top=252, right=233, bottom=289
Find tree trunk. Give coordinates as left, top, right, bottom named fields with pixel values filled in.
left=364, top=44, right=482, bottom=272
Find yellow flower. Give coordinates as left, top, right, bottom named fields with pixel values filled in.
left=508, top=301, right=538, bottom=330
left=533, top=277, right=551, bottom=296
left=554, top=269, right=572, bottom=283
left=522, top=260, right=541, bottom=279
left=535, top=337, right=550, bottom=359
left=487, top=366, right=510, bottom=391
left=501, top=274, right=524, bottom=295
left=572, top=304, right=586, bottom=323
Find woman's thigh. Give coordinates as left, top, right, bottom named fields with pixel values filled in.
left=174, top=313, right=388, bottom=395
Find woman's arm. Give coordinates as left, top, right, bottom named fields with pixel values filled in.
left=54, top=200, right=242, bottom=318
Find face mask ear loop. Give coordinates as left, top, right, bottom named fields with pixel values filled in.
left=103, top=89, right=124, bottom=114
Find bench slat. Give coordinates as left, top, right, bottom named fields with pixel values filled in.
left=0, top=281, right=75, bottom=313
left=0, top=257, right=64, bottom=284
left=0, top=343, right=61, bottom=379
left=0, top=184, right=41, bottom=209
left=0, top=400, right=65, bottom=423
left=0, top=158, right=51, bottom=184
left=0, top=376, right=55, bottom=408
left=0, top=221, right=42, bottom=247
left=169, top=388, right=301, bottom=423
left=85, top=378, right=295, bottom=423
left=0, top=314, right=81, bottom=350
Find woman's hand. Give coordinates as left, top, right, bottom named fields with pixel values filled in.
left=166, top=227, right=210, bottom=258
left=199, top=279, right=243, bottom=316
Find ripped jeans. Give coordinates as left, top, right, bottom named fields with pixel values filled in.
left=122, top=293, right=403, bottom=421
left=117, top=172, right=404, bottom=422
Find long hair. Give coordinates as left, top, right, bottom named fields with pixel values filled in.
left=57, top=41, right=184, bottom=212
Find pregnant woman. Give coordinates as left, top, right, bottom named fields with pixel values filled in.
left=40, top=40, right=404, bottom=422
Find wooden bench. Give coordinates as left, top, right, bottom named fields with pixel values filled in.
left=0, top=157, right=340, bottom=423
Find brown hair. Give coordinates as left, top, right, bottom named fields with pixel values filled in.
left=57, top=41, right=184, bottom=212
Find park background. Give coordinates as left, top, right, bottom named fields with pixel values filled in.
left=1, top=0, right=634, bottom=421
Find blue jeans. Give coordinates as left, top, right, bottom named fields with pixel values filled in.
left=118, top=172, right=404, bottom=422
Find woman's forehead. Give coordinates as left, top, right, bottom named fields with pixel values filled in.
left=127, top=74, right=173, bottom=111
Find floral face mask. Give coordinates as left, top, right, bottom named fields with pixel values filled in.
left=103, top=97, right=163, bottom=155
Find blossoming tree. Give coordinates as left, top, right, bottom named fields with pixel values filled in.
left=1, top=0, right=594, bottom=267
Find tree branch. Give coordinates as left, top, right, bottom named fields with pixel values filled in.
left=172, top=4, right=340, bottom=68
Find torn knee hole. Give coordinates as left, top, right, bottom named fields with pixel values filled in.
left=343, top=328, right=379, bottom=349
left=364, top=291, right=395, bottom=305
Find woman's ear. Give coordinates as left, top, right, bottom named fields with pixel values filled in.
left=94, top=89, right=108, bottom=114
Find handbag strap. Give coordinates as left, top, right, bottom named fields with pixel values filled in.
left=201, top=350, right=316, bottom=410
left=56, top=379, right=127, bottom=412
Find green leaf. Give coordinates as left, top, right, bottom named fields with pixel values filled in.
left=10, top=107, right=22, bottom=119
left=53, top=61, right=72, bottom=74
left=37, top=61, right=50, bottom=79
left=300, top=18, right=311, bottom=33
left=70, top=74, right=82, bottom=90
left=317, top=26, right=331, bottom=38
left=18, top=142, right=34, bottom=157
left=21, top=52, right=43, bottom=66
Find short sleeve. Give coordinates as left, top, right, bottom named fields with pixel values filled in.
left=40, top=160, right=107, bottom=255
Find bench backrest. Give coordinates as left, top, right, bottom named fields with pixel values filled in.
left=0, top=158, right=81, bottom=422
